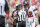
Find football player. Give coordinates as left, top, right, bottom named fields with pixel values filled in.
left=23, top=1, right=38, bottom=27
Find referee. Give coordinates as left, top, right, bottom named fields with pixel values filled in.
left=16, top=4, right=26, bottom=27
left=0, top=0, right=9, bottom=27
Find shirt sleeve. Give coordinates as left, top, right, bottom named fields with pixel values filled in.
left=33, top=8, right=37, bottom=13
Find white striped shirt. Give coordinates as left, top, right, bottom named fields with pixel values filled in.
left=0, top=0, right=9, bottom=16
left=0, top=0, right=6, bottom=16
left=17, top=9, right=26, bottom=21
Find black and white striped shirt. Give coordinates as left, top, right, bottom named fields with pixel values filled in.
left=17, top=9, right=26, bottom=21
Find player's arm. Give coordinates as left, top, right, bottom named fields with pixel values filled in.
left=34, top=9, right=38, bottom=26
left=35, top=12, right=38, bottom=26
left=35, top=12, right=38, bottom=18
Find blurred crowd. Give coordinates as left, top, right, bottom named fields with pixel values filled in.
left=7, top=0, right=40, bottom=16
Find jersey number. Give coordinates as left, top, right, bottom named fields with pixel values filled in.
left=28, top=11, right=33, bottom=17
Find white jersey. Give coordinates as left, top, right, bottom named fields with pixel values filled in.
left=0, top=0, right=6, bottom=16
left=36, top=24, right=40, bottom=27
left=28, top=5, right=37, bottom=18
left=26, top=6, right=37, bottom=27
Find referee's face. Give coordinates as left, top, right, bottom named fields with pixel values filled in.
left=19, top=6, right=23, bottom=10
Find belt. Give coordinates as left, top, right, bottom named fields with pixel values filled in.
left=18, top=21, right=21, bottom=22
left=17, top=21, right=25, bottom=23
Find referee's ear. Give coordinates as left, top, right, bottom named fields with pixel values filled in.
left=4, top=0, right=9, bottom=13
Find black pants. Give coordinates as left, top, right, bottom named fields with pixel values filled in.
left=13, top=22, right=16, bottom=27
left=18, top=21, right=25, bottom=27
left=0, top=15, right=5, bottom=27
left=13, top=25, right=16, bottom=27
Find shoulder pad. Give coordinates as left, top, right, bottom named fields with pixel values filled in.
left=30, top=6, right=36, bottom=10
